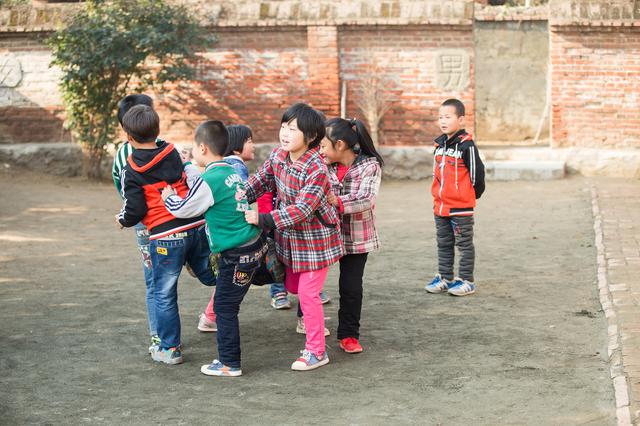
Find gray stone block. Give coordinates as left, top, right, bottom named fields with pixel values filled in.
left=485, top=160, right=565, bottom=181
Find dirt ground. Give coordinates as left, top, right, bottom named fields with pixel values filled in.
left=0, top=169, right=614, bottom=425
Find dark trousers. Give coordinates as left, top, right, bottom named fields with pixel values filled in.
left=214, top=233, right=269, bottom=368
left=337, top=253, right=369, bottom=340
left=435, top=214, right=475, bottom=282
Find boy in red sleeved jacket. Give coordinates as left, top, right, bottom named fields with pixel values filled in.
left=425, top=99, right=485, bottom=297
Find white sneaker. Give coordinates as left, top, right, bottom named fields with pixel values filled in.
left=296, top=317, right=330, bottom=336
left=197, top=313, right=217, bottom=332
left=291, top=349, right=329, bottom=371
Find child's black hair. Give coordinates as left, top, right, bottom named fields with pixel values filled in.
left=122, top=105, right=160, bottom=143
left=441, top=98, right=465, bottom=117
left=225, top=124, right=253, bottom=157
left=281, top=103, right=325, bottom=149
left=195, top=120, right=229, bottom=156
left=117, top=94, right=154, bottom=126
left=325, top=118, right=384, bottom=167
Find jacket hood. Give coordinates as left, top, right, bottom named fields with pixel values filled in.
left=128, top=142, right=175, bottom=173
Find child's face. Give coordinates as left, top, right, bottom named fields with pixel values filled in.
left=438, top=105, right=464, bottom=136
left=319, top=137, right=340, bottom=165
left=238, top=137, right=255, bottom=161
left=191, top=141, right=206, bottom=167
left=279, top=119, right=306, bottom=154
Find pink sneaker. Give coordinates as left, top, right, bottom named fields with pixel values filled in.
left=197, top=313, right=217, bottom=332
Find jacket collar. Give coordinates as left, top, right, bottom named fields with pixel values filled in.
left=127, top=142, right=174, bottom=173
left=434, top=129, right=468, bottom=147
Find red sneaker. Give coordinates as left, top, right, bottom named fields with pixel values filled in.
left=339, top=337, right=363, bottom=354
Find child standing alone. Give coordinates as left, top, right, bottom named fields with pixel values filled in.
left=245, top=103, right=344, bottom=371
left=320, top=117, right=383, bottom=354
left=425, top=99, right=485, bottom=296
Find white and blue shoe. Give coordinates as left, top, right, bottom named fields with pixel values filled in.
left=425, top=274, right=450, bottom=293
left=200, top=359, right=242, bottom=377
left=291, top=349, right=329, bottom=371
left=448, top=278, right=476, bottom=296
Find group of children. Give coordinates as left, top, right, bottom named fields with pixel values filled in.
left=113, top=94, right=484, bottom=376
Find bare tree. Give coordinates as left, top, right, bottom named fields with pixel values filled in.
left=353, top=54, right=394, bottom=148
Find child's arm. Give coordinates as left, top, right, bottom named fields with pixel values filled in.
left=246, top=151, right=276, bottom=203
left=112, top=143, right=130, bottom=197
left=261, top=169, right=327, bottom=230
left=117, top=170, right=147, bottom=227
left=462, top=143, right=485, bottom=199
left=336, top=163, right=382, bottom=215
left=162, top=165, right=214, bottom=218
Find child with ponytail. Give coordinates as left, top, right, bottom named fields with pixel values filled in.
left=319, top=117, right=383, bottom=354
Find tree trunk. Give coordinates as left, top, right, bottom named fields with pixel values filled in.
left=82, top=145, right=105, bottom=180
left=370, top=121, right=380, bottom=148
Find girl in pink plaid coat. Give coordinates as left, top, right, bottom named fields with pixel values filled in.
left=319, top=118, right=384, bottom=354
left=245, top=103, right=344, bottom=371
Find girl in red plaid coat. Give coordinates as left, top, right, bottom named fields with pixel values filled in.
left=320, top=118, right=383, bottom=354
left=245, top=103, right=344, bottom=371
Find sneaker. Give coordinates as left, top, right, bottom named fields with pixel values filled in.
left=150, top=346, right=183, bottom=365
left=296, top=317, right=330, bottom=336
left=319, top=291, right=331, bottom=304
left=425, top=274, right=450, bottom=293
left=448, top=278, right=476, bottom=296
left=339, top=337, right=363, bottom=354
left=200, top=359, right=242, bottom=377
left=148, top=335, right=161, bottom=354
left=198, top=313, right=217, bottom=332
left=291, top=349, right=329, bottom=371
left=270, top=292, right=291, bottom=310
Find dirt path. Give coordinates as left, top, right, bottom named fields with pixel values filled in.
left=0, top=169, right=614, bottom=425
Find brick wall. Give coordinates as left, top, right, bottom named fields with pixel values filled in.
left=152, top=27, right=310, bottom=144
left=339, top=25, right=474, bottom=146
left=0, top=33, right=70, bottom=143
left=550, top=26, right=640, bottom=148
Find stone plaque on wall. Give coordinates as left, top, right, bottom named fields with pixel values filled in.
left=435, top=49, right=469, bottom=91
left=0, top=54, right=22, bottom=88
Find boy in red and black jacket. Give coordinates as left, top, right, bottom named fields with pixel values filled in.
left=116, top=105, right=216, bottom=365
left=425, top=99, right=485, bottom=297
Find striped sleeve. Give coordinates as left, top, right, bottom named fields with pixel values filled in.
left=112, top=142, right=132, bottom=197
left=462, top=143, right=486, bottom=199
left=164, top=176, right=214, bottom=218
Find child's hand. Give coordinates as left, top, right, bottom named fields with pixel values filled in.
left=161, top=185, right=176, bottom=201
left=327, top=192, right=339, bottom=207
left=245, top=209, right=259, bottom=225
left=114, top=214, right=123, bottom=229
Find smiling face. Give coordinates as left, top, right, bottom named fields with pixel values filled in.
left=439, top=105, right=464, bottom=137
left=238, top=137, right=255, bottom=161
left=279, top=118, right=307, bottom=156
left=319, top=136, right=340, bottom=165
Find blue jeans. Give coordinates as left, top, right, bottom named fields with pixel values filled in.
left=269, top=282, right=286, bottom=298
left=215, top=233, right=271, bottom=368
left=134, top=222, right=156, bottom=336
left=150, top=225, right=216, bottom=349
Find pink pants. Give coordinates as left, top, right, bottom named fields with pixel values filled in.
left=204, top=288, right=216, bottom=321
left=285, top=266, right=329, bottom=356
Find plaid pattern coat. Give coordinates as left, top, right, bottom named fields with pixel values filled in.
left=246, top=147, right=345, bottom=273
left=328, top=155, right=382, bottom=254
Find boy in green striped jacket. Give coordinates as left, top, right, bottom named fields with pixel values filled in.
left=161, top=120, right=273, bottom=377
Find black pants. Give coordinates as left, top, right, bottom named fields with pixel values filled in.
left=435, top=215, right=475, bottom=282
left=337, top=253, right=369, bottom=340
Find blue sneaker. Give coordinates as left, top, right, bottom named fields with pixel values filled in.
left=270, top=292, right=291, bottom=310
left=319, top=291, right=331, bottom=304
left=425, top=274, right=450, bottom=293
left=291, top=349, right=329, bottom=371
left=150, top=346, right=183, bottom=365
left=448, top=278, right=476, bottom=296
left=200, top=359, right=242, bottom=377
